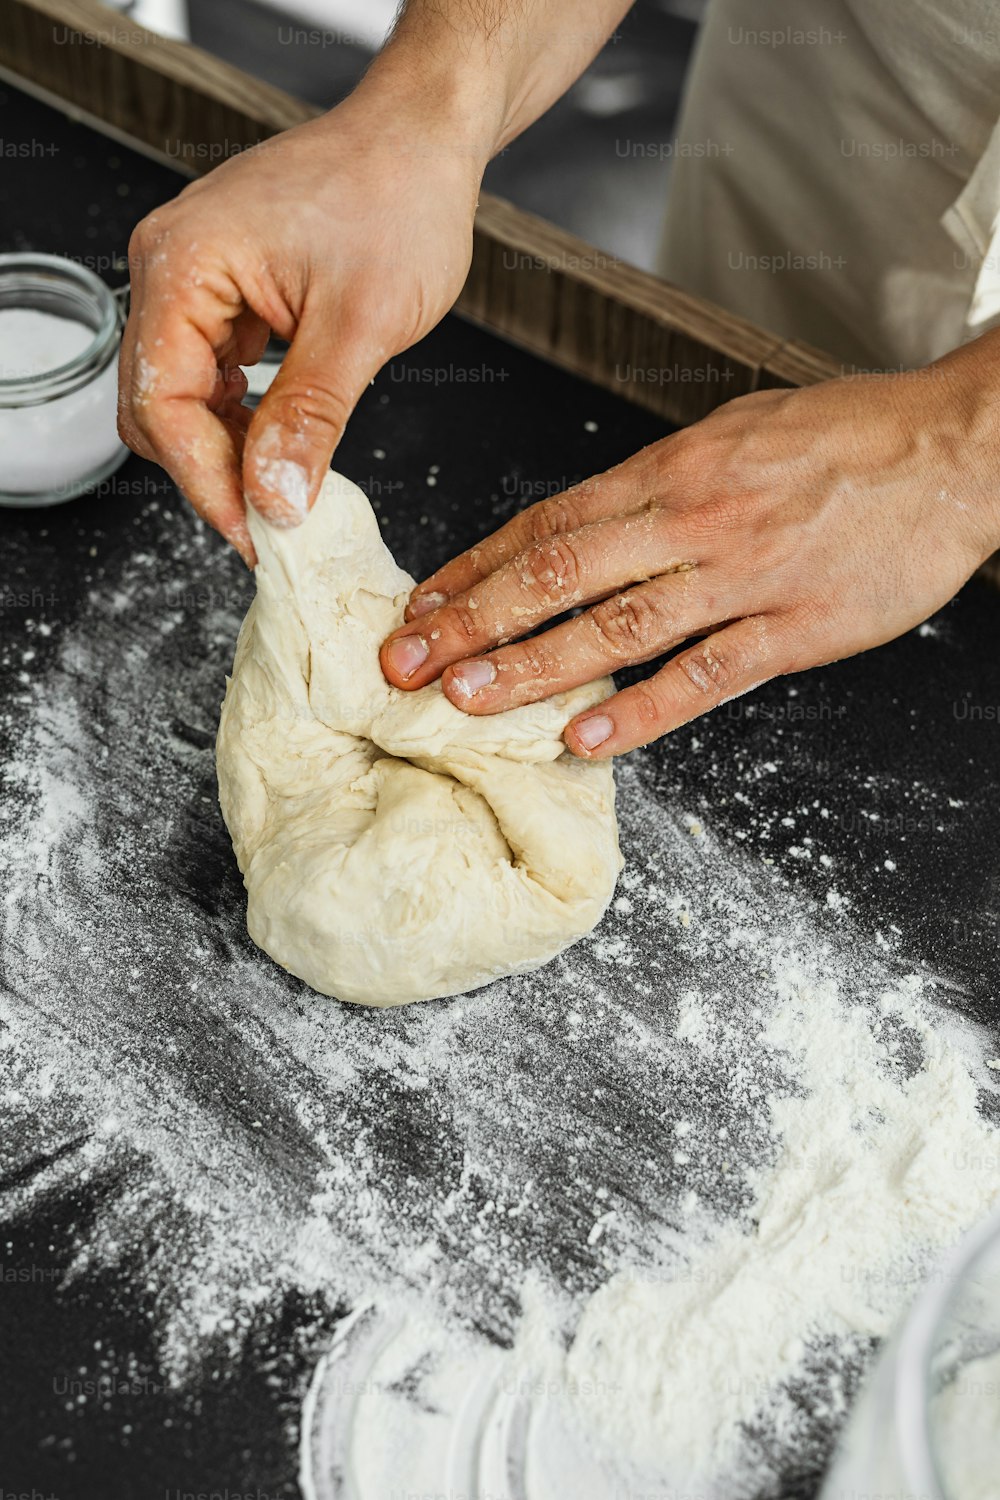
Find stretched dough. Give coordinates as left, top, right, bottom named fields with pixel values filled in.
left=216, top=472, right=622, bottom=1006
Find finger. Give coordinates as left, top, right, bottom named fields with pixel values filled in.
left=206, top=310, right=269, bottom=414
left=439, top=575, right=719, bottom=714
left=117, top=215, right=167, bottom=461
left=243, top=294, right=381, bottom=527
left=118, top=236, right=258, bottom=561
left=404, top=448, right=669, bottom=620
left=207, top=361, right=249, bottom=413
left=126, top=312, right=256, bottom=565
left=565, top=615, right=785, bottom=758
left=380, top=511, right=694, bottom=690
left=217, top=395, right=254, bottom=453
left=117, top=303, right=157, bottom=462
left=231, top=306, right=271, bottom=368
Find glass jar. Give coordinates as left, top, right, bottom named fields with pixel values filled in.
left=0, top=252, right=128, bottom=506
left=820, top=1206, right=1000, bottom=1500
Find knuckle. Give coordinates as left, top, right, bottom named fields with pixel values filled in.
left=511, top=639, right=549, bottom=680
left=629, top=681, right=665, bottom=730
left=124, top=402, right=156, bottom=449
left=678, top=638, right=746, bottom=701
left=684, top=492, right=752, bottom=540
left=591, top=590, right=666, bottom=657
left=528, top=493, right=582, bottom=544
left=444, top=602, right=482, bottom=647
left=128, top=210, right=170, bottom=271
left=127, top=220, right=150, bottom=259
left=520, top=536, right=583, bottom=604
left=273, top=383, right=350, bottom=442
left=133, top=397, right=169, bottom=443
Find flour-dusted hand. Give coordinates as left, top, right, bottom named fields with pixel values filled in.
left=117, top=68, right=489, bottom=563
left=117, top=1, right=633, bottom=565
left=380, top=339, right=1000, bottom=755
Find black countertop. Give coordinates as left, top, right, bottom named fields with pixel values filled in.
left=2, top=78, right=999, bottom=1500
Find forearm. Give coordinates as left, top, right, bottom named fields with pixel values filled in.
left=369, top=0, right=633, bottom=165
left=918, top=327, right=1000, bottom=560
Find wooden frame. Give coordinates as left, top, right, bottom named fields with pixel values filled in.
left=0, top=0, right=843, bottom=432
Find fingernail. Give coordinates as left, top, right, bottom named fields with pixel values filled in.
left=448, top=659, right=496, bottom=698
left=409, top=590, right=448, bottom=618
left=574, top=714, right=614, bottom=751
left=387, top=634, right=429, bottom=680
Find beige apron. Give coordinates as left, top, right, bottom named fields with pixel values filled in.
left=658, top=0, right=1000, bottom=369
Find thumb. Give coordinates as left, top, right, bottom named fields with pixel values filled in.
left=243, top=304, right=377, bottom=526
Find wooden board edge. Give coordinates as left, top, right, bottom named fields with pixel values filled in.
left=757, top=339, right=842, bottom=389
left=460, top=194, right=798, bottom=426
left=0, top=0, right=317, bottom=154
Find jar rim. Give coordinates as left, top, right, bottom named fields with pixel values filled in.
left=894, top=1202, right=1000, bottom=1500
left=0, top=252, right=123, bottom=405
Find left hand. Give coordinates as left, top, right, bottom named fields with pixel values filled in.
left=379, top=342, right=1000, bottom=757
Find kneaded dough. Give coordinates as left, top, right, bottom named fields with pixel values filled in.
left=216, top=471, right=622, bottom=1006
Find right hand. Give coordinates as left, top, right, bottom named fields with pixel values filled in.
left=117, top=81, right=485, bottom=564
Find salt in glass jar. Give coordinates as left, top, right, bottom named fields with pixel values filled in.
left=0, top=252, right=128, bottom=506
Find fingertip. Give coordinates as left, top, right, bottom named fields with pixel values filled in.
left=231, top=526, right=257, bottom=569
left=565, top=712, right=616, bottom=758
left=442, top=659, right=497, bottom=713
left=378, top=639, right=396, bottom=685
left=243, top=400, right=333, bottom=528
left=243, top=450, right=314, bottom=528
left=196, top=503, right=257, bottom=568
left=381, top=631, right=430, bottom=687
left=406, top=590, right=449, bottom=621
left=441, top=677, right=468, bottom=712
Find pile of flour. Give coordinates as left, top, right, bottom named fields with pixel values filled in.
left=557, top=960, right=1000, bottom=1484
left=309, top=944, right=1000, bottom=1498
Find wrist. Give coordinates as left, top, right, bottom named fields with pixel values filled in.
left=360, top=26, right=509, bottom=176
left=944, top=330, right=1000, bottom=558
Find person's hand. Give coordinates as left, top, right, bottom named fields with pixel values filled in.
left=380, top=343, right=1000, bottom=756
left=117, top=73, right=487, bottom=564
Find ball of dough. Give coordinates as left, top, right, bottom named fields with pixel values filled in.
left=216, top=472, right=622, bottom=1006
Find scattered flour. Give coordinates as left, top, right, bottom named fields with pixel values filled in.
left=3, top=498, right=1000, bottom=1495
left=561, top=964, right=1000, bottom=1485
